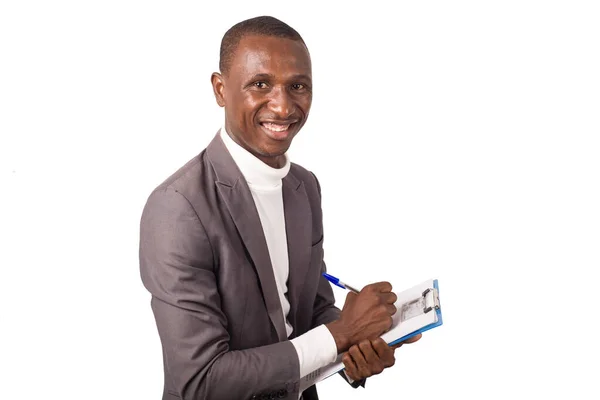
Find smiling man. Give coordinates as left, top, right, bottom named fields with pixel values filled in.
left=211, top=32, right=311, bottom=169
left=139, top=16, right=420, bottom=400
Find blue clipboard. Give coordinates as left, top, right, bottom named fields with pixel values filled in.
left=388, top=279, right=443, bottom=346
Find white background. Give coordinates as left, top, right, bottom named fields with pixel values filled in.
left=1, top=1, right=599, bottom=399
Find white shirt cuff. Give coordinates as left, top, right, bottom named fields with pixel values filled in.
left=290, top=324, right=338, bottom=378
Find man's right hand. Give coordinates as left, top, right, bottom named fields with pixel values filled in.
left=325, top=282, right=398, bottom=353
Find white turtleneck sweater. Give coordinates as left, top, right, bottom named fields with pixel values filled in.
left=219, top=127, right=338, bottom=384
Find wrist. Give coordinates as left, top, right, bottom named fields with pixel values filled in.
left=325, top=320, right=352, bottom=353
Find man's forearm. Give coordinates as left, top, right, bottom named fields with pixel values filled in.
left=291, top=324, right=338, bottom=378
left=187, top=341, right=300, bottom=400
left=150, top=297, right=301, bottom=400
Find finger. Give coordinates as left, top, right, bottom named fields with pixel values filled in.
left=391, top=334, right=422, bottom=350
left=372, top=338, right=391, bottom=356
left=386, top=303, right=397, bottom=315
left=402, top=333, right=422, bottom=344
left=342, top=353, right=359, bottom=382
left=372, top=338, right=396, bottom=367
left=349, top=344, right=370, bottom=379
left=391, top=334, right=421, bottom=349
left=384, top=315, right=394, bottom=332
left=371, top=281, right=393, bottom=293
left=382, top=292, right=398, bottom=304
left=342, top=292, right=358, bottom=309
left=359, top=340, right=381, bottom=366
left=359, top=343, right=384, bottom=376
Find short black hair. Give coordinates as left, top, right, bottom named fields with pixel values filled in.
left=219, top=16, right=306, bottom=75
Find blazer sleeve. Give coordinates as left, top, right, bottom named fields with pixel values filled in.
left=139, top=187, right=301, bottom=400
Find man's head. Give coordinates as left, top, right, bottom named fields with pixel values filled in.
left=211, top=16, right=312, bottom=168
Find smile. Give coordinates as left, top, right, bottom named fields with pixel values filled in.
left=261, top=122, right=292, bottom=132
left=259, top=121, right=297, bottom=141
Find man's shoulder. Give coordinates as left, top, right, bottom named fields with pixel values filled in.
left=153, top=151, right=207, bottom=192
left=143, top=145, right=217, bottom=210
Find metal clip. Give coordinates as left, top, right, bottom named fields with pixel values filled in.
left=422, top=288, right=440, bottom=314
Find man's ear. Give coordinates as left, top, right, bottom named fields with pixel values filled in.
left=211, top=72, right=226, bottom=107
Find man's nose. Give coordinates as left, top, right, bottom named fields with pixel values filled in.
left=267, top=86, right=295, bottom=119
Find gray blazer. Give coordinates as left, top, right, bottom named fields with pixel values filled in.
left=140, top=132, right=360, bottom=400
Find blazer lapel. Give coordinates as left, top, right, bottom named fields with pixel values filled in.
left=207, top=133, right=287, bottom=342
left=283, top=171, right=312, bottom=333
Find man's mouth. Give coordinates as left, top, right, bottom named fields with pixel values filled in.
left=259, top=121, right=297, bottom=140
left=261, top=122, right=292, bottom=132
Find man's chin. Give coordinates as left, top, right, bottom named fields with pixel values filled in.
left=257, top=146, right=289, bottom=159
left=255, top=133, right=295, bottom=154
left=253, top=141, right=291, bottom=165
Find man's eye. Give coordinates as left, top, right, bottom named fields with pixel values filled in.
left=254, top=82, right=267, bottom=89
left=292, top=83, right=305, bottom=90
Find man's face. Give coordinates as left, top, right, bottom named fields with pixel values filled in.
left=212, top=35, right=312, bottom=167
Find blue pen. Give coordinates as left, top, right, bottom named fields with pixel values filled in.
left=322, top=273, right=360, bottom=293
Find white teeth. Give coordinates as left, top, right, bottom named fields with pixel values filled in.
left=262, top=122, right=291, bottom=132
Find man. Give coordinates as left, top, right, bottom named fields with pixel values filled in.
left=139, top=16, right=421, bottom=400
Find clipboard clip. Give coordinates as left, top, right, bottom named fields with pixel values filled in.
left=422, top=287, right=440, bottom=314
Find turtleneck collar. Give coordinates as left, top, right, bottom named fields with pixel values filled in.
left=220, top=126, right=291, bottom=191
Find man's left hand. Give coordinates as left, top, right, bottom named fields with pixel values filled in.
left=341, top=334, right=422, bottom=381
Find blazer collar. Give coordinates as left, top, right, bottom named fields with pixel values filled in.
left=206, top=130, right=302, bottom=187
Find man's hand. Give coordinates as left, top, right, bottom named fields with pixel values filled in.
left=326, top=282, right=397, bottom=353
left=341, top=334, right=423, bottom=381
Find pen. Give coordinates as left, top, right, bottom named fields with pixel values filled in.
left=322, top=272, right=360, bottom=293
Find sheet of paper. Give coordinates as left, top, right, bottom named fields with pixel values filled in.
left=299, top=279, right=438, bottom=392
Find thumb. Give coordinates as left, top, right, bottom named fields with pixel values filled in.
left=402, top=333, right=422, bottom=344
left=392, top=333, right=423, bottom=350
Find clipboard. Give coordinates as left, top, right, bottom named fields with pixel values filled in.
left=299, top=278, right=443, bottom=391
left=388, top=279, right=443, bottom=346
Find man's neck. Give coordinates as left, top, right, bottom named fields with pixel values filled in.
left=261, top=155, right=286, bottom=169
left=225, top=130, right=286, bottom=169
left=219, top=126, right=290, bottom=190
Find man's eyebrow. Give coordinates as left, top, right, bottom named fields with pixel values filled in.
left=247, top=73, right=312, bottom=82
left=248, top=73, right=275, bottom=81
left=291, top=74, right=312, bottom=82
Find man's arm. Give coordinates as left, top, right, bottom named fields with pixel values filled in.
left=140, top=187, right=300, bottom=400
